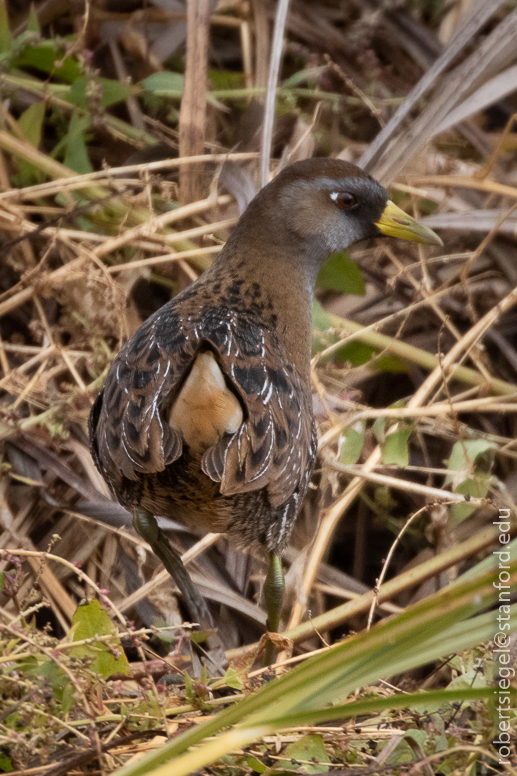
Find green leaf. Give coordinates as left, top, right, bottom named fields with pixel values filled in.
left=283, top=66, right=326, bottom=88
left=190, top=629, right=212, bottom=644
left=208, top=70, right=245, bottom=90
left=312, top=299, right=332, bottom=330
left=445, top=439, right=495, bottom=523
left=109, top=562, right=516, bottom=776
left=140, top=71, right=185, bottom=96
left=316, top=252, right=365, bottom=295
left=375, top=484, right=396, bottom=509
left=27, top=5, right=40, bottom=33
left=445, top=439, right=495, bottom=488
left=30, top=658, right=68, bottom=695
left=382, top=427, right=412, bottom=467
left=312, top=301, right=408, bottom=373
left=67, top=75, right=133, bottom=109
left=153, top=619, right=179, bottom=648
left=372, top=416, right=385, bottom=443
left=18, top=101, right=45, bottom=148
left=0, top=753, right=12, bottom=772
left=16, top=102, right=46, bottom=186
left=311, top=300, right=342, bottom=357
left=223, top=667, right=244, bottom=691
left=184, top=672, right=193, bottom=699
left=451, top=473, right=491, bottom=523
left=61, top=681, right=75, bottom=715
left=246, top=755, right=266, bottom=773
left=70, top=600, right=130, bottom=679
left=336, top=344, right=409, bottom=373
left=339, top=421, right=365, bottom=465
left=100, top=77, right=133, bottom=107
left=334, top=341, right=374, bottom=366
left=278, top=735, right=330, bottom=773
left=66, top=75, right=88, bottom=108
left=375, top=353, right=410, bottom=373
left=0, top=1, right=11, bottom=54
left=387, top=729, right=429, bottom=764
left=16, top=42, right=81, bottom=82
left=63, top=112, right=92, bottom=174
left=0, top=572, right=5, bottom=592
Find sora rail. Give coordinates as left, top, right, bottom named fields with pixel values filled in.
left=89, top=158, right=442, bottom=645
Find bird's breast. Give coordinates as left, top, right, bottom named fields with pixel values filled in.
left=169, top=350, right=243, bottom=455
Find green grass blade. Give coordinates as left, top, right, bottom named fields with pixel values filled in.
left=113, top=560, right=516, bottom=776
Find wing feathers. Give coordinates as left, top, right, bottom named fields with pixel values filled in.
left=90, top=303, right=315, bottom=509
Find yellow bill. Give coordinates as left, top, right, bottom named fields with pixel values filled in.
left=375, top=200, right=443, bottom=247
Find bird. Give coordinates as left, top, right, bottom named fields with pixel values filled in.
left=89, top=158, right=442, bottom=657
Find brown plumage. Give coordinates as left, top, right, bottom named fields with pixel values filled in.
left=89, top=158, right=442, bottom=644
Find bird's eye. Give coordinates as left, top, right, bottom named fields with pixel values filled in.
left=331, top=191, right=357, bottom=210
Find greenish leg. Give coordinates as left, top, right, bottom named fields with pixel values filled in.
left=132, top=508, right=213, bottom=630
left=263, top=551, right=285, bottom=666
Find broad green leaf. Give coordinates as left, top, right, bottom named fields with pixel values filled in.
left=312, top=299, right=333, bottom=330
left=68, top=76, right=133, bottom=108
left=382, top=426, right=412, bottom=467
left=70, top=599, right=130, bottom=679
left=372, top=416, right=385, bottom=443
left=190, top=629, right=212, bottom=644
left=17, top=42, right=81, bottom=82
left=141, top=71, right=185, bottom=96
left=223, top=667, right=244, bottom=691
left=30, top=658, right=68, bottom=696
left=279, top=735, right=330, bottom=773
left=16, top=102, right=46, bottom=186
left=387, top=730, right=429, bottom=764
left=18, top=101, right=45, bottom=148
left=339, top=421, right=365, bottom=465
left=333, top=340, right=372, bottom=366
left=455, top=474, right=490, bottom=498
left=0, top=752, right=12, bottom=772
left=444, top=439, right=495, bottom=488
left=445, top=439, right=495, bottom=523
left=66, top=75, right=88, bottom=108
left=447, top=666, right=486, bottom=691
left=316, top=252, right=365, bottom=295
left=375, top=353, right=410, bottom=373
left=375, top=484, right=396, bottom=509
left=63, top=112, right=92, bottom=174
left=246, top=755, right=266, bottom=773
left=334, top=340, right=374, bottom=366
left=99, top=77, right=133, bottom=107
left=451, top=473, right=491, bottom=522
left=153, top=619, right=179, bottom=648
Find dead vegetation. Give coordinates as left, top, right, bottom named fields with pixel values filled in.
left=0, top=0, right=516, bottom=773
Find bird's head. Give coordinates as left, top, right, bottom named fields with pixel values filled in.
left=263, top=158, right=442, bottom=259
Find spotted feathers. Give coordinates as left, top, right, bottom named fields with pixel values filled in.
left=90, top=292, right=316, bottom=552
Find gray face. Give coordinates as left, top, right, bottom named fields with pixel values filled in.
left=279, top=174, right=388, bottom=256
